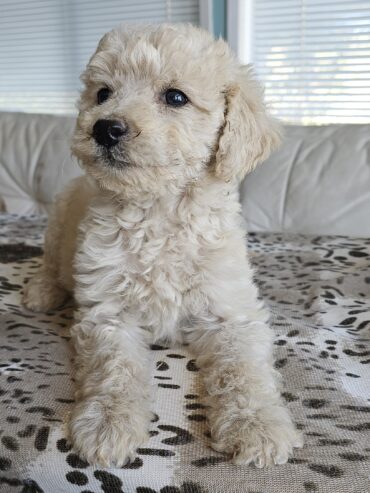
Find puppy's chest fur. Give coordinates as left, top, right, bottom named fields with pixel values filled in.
left=75, top=192, right=232, bottom=339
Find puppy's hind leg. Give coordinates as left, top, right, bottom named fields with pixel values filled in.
left=23, top=198, right=69, bottom=312
left=23, top=269, right=68, bottom=312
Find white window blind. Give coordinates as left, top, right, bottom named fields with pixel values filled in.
left=0, top=0, right=200, bottom=115
left=251, top=0, right=370, bottom=124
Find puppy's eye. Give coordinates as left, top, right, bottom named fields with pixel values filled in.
left=165, top=89, right=188, bottom=107
left=97, top=87, right=111, bottom=104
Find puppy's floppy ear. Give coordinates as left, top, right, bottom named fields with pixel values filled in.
left=214, top=65, right=281, bottom=183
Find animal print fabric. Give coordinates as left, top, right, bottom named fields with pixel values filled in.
left=0, top=214, right=369, bottom=493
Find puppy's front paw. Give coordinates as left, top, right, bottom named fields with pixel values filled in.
left=68, top=397, right=150, bottom=467
left=210, top=404, right=303, bottom=467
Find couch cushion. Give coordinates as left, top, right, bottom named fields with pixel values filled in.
left=240, top=124, right=370, bottom=237
left=0, top=112, right=81, bottom=215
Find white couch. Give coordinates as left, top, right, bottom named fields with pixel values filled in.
left=1, top=111, right=369, bottom=237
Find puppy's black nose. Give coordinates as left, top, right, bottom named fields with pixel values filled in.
left=92, top=119, right=127, bottom=148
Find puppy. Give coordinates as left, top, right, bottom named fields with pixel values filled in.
left=23, top=24, right=302, bottom=467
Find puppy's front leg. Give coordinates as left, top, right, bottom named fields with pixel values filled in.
left=69, top=313, right=151, bottom=467
left=189, top=316, right=303, bottom=467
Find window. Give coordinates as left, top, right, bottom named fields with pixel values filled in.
left=237, top=0, right=370, bottom=124
left=0, top=0, right=200, bottom=115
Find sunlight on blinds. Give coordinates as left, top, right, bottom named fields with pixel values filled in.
left=0, top=0, right=199, bottom=115
left=252, top=0, right=370, bottom=124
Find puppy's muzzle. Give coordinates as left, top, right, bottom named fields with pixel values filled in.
left=93, top=119, right=128, bottom=148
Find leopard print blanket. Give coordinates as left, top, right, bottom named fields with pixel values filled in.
left=0, top=215, right=369, bottom=493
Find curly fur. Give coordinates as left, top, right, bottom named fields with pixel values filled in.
left=23, top=23, right=302, bottom=467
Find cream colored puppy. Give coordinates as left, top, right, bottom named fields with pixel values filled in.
left=23, top=24, right=302, bottom=467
